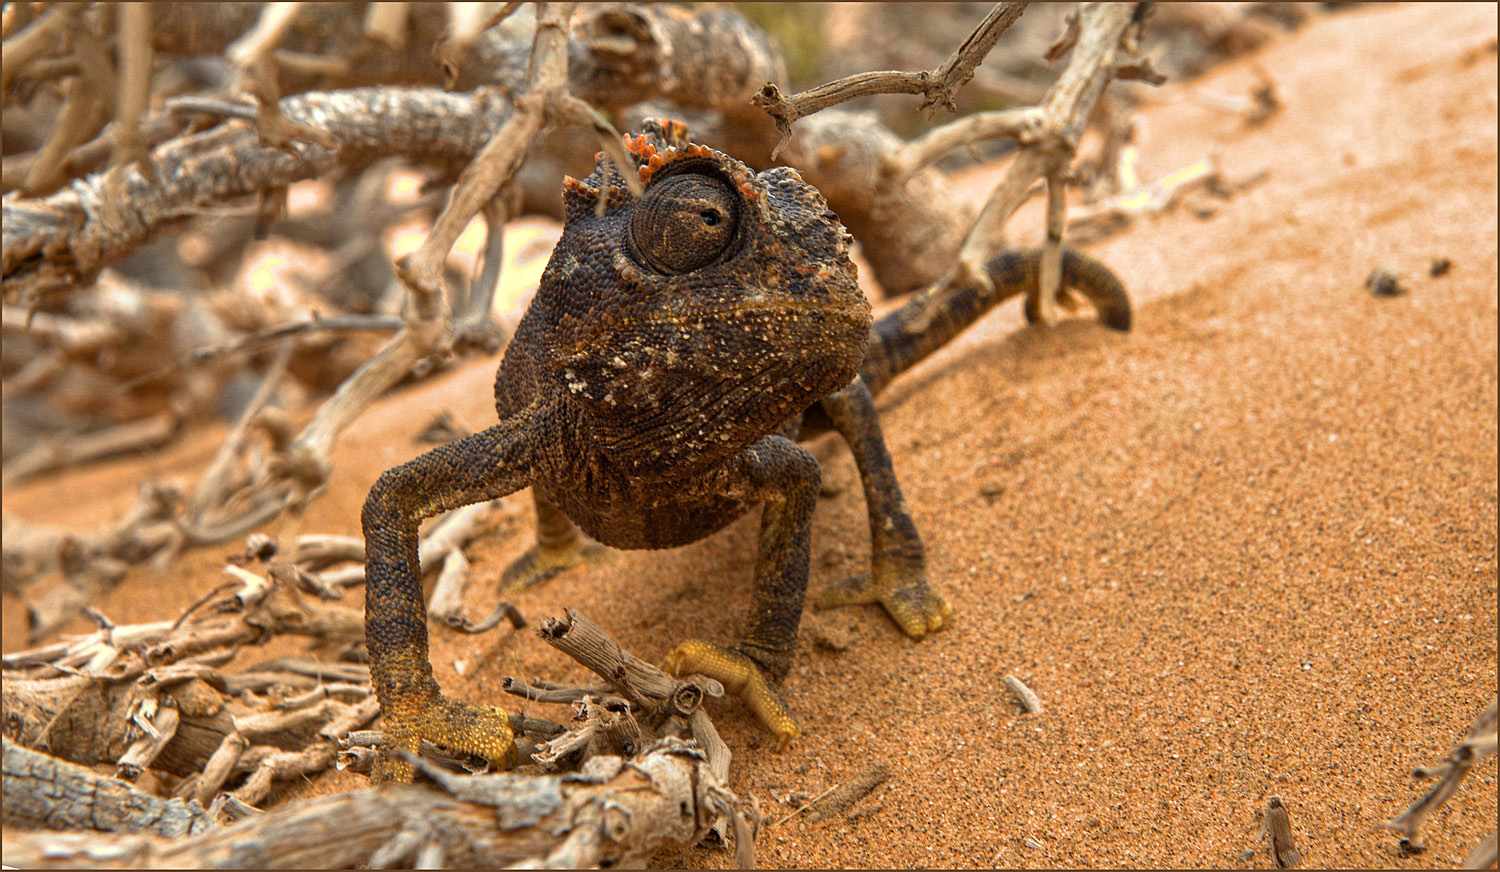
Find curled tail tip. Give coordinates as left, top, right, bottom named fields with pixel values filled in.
left=1059, top=248, right=1133, bottom=333
left=1102, top=304, right=1132, bottom=332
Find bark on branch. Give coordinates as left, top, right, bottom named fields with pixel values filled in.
left=949, top=2, right=1154, bottom=326
left=2, top=737, right=752, bottom=869
left=2, top=86, right=512, bottom=306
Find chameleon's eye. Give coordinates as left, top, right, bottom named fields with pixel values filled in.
left=629, top=173, right=739, bottom=274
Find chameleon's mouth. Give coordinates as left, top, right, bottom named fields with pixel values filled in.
left=553, top=293, right=870, bottom=363
left=643, top=295, right=870, bottom=328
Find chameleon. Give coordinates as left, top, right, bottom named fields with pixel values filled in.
left=361, top=120, right=1131, bottom=782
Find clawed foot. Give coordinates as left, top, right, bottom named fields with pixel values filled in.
left=815, top=566, right=952, bottom=639
left=371, top=695, right=517, bottom=784
left=498, top=535, right=614, bottom=595
left=663, top=639, right=799, bottom=749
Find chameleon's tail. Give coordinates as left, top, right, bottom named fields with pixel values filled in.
left=858, top=248, right=1131, bottom=398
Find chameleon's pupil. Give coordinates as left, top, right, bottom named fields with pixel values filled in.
left=702, top=210, right=720, bottom=226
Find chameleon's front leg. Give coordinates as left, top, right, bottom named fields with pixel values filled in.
left=664, top=435, right=820, bottom=748
left=814, top=377, right=952, bottom=637
left=362, top=411, right=538, bottom=783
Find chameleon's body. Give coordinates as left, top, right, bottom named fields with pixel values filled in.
left=362, top=121, right=1130, bottom=781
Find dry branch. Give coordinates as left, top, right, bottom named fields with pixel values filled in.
left=528, top=608, right=736, bottom=843
left=779, top=112, right=977, bottom=297
left=308, top=498, right=501, bottom=594
left=109, top=3, right=157, bottom=188
left=0, top=3, right=85, bottom=95
left=2, top=483, right=179, bottom=596
left=751, top=2, right=1029, bottom=158
left=182, top=340, right=294, bottom=528
left=1003, top=673, right=1044, bottom=713
left=1385, top=697, right=1498, bottom=857
left=3, top=86, right=512, bottom=306
left=136, top=4, right=782, bottom=114
left=2, top=737, right=215, bottom=837
left=2, top=408, right=183, bottom=488
left=3, top=580, right=384, bottom=822
left=2, top=738, right=750, bottom=869
left=15, top=9, right=115, bottom=197
left=1256, top=795, right=1301, bottom=869
left=802, top=763, right=890, bottom=824
left=952, top=2, right=1155, bottom=327
left=6, top=527, right=754, bottom=864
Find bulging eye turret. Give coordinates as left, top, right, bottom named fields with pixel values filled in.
left=629, top=173, right=739, bottom=274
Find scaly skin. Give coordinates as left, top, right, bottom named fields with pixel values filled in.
left=363, top=120, right=1131, bottom=780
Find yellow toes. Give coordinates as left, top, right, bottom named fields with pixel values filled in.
left=665, top=640, right=799, bottom=747
left=499, top=538, right=613, bottom=594
left=817, top=572, right=953, bottom=639
left=373, top=696, right=517, bottom=783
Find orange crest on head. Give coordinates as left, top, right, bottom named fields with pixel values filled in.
left=623, top=118, right=704, bottom=184
left=636, top=142, right=719, bottom=187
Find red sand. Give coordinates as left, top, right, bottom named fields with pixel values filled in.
left=4, top=3, right=1495, bottom=867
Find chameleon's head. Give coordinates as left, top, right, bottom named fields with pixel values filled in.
left=534, top=121, right=872, bottom=467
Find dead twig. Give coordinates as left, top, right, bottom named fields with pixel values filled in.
left=308, top=499, right=499, bottom=592
left=435, top=1, right=520, bottom=90
left=2, top=737, right=216, bottom=837
left=20, top=18, right=115, bottom=196
left=3, top=86, right=513, bottom=306
left=362, top=2, right=411, bottom=51
left=531, top=609, right=732, bottom=804
left=0, top=3, right=85, bottom=94
left=890, top=107, right=1045, bottom=184
left=752, top=3, right=1029, bottom=159
left=5, top=572, right=380, bottom=807
left=1064, top=155, right=1269, bottom=244
left=450, top=599, right=528, bottom=634
left=803, top=763, right=890, bottom=824
left=1385, top=698, right=1497, bottom=857
left=1003, top=673, right=1044, bottom=714
left=3, top=738, right=751, bottom=869
left=2, top=484, right=180, bottom=595
left=108, top=3, right=157, bottom=187
left=952, top=2, right=1157, bottom=328
left=182, top=339, right=294, bottom=526
left=123, top=314, right=401, bottom=391
left=2, top=409, right=184, bottom=488
left=1255, top=795, right=1301, bottom=869
left=773, top=784, right=839, bottom=828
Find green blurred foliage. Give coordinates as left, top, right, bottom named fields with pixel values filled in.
left=730, top=3, right=830, bottom=88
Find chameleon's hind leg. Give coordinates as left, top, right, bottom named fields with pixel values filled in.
left=498, top=489, right=614, bottom=594
left=814, top=378, right=952, bottom=638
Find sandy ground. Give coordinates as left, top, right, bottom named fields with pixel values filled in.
left=4, top=3, right=1496, bottom=868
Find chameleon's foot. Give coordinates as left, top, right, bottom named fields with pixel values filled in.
left=663, top=639, right=799, bottom=749
left=371, top=695, right=517, bottom=784
left=816, top=567, right=952, bottom=639
left=498, top=535, right=613, bottom=595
